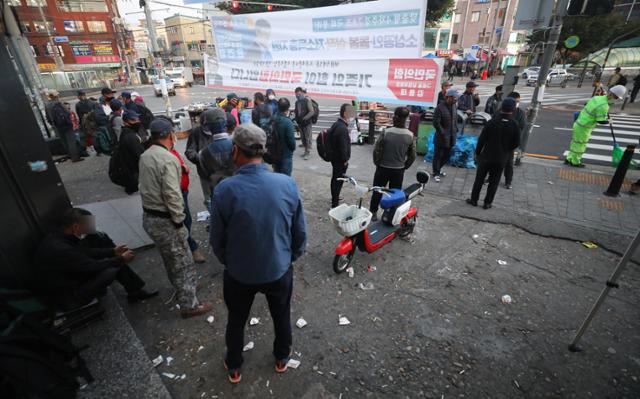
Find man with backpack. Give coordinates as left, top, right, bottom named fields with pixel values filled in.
left=185, top=109, right=221, bottom=208
left=484, top=85, right=503, bottom=116
left=198, top=108, right=235, bottom=204
left=46, top=90, right=83, bottom=163
left=328, top=104, right=353, bottom=208
left=121, top=91, right=154, bottom=136
left=370, top=107, right=416, bottom=220
left=294, top=87, right=317, bottom=160
left=271, top=98, right=297, bottom=176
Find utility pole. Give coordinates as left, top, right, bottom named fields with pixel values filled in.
left=141, top=0, right=171, bottom=116
left=487, top=0, right=501, bottom=70
left=518, top=0, right=570, bottom=164
left=36, top=2, right=63, bottom=70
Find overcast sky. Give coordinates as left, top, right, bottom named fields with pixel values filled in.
left=117, top=0, right=208, bottom=25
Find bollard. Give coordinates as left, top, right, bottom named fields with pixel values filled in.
left=604, top=145, right=636, bottom=197
left=367, top=109, right=376, bottom=145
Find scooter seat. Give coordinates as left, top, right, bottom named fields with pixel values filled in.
left=403, top=183, right=422, bottom=199
left=380, top=189, right=406, bottom=209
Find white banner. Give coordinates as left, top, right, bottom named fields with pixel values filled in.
left=210, top=0, right=427, bottom=62
left=205, top=55, right=443, bottom=107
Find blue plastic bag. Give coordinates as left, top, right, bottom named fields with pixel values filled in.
left=240, top=110, right=252, bottom=125
left=424, top=133, right=478, bottom=169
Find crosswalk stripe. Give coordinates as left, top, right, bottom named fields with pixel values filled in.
left=586, top=143, right=640, bottom=152
left=563, top=151, right=612, bottom=162
left=590, top=135, right=640, bottom=144
left=554, top=126, right=640, bottom=137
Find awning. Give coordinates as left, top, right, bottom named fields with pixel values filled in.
left=575, top=47, right=640, bottom=68
left=464, top=54, right=479, bottom=62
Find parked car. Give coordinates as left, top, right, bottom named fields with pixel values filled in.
left=526, top=68, right=569, bottom=86
left=153, top=78, right=176, bottom=97
left=521, top=66, right=540, bottom=80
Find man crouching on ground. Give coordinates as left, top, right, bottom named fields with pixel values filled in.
left=209, top=124, right=307, bottom=384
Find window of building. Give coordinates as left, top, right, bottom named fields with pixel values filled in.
left=454, top=13, right=461, bottom=23
left=45, top=43, right=64, bottom=57
left=33, top=21, right=53, bottom=33
left=87, top=21, right=107, bottom=33
left=20, top=21, right=32, bottom=32
left=30, top=45, right=40, bottom=56
left=451, top=34, right=458, bottom=44
left=423, top=28, right=437, bottom=50
left=64, top=20, right=84, bottom=32
left=438, top=29, right=450, bottom=49
left=8, top=0, right=22, bottom=6
left=471, top=11, right=480, bottom=22
left=26, top=0, right=45, bottom=6
left=56, top=45, right=65, bottom=57
left=57, top=0, right=108, bottom=12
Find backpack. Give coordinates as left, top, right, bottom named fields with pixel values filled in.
left=310, top=98, right=320, bottom=124
left=108, top=144, right=127, bottom=186
left=52, top=103, right=72, bottom=131
left=137, top=104, right=155, bottom=129
left=316, top=127, right=334, bottom=162
left=261, top=116, right=281, bottom=164
left=94, top=127, right=113, bottom=155
left=618, top=74, right=628, bottom=86
left=81, top=110, right=98, bottom=137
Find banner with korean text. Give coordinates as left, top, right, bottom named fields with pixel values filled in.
left=205, top=55, right=443, bottom=107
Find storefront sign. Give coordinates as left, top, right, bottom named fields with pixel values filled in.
left=436, top=49, right=453, bottom=57
left=38, top=63, right=57, bottom=71
left=205, top=55, right=443, bottom=106
left=210, top=0, right=426, bottom=62
left=54, top=36, right=69, bottom=43
left=74, top=55, right=120, bottom=63
left=67, top=62, right=122, bottom=70
left=93, top=44, right=113, bottom=55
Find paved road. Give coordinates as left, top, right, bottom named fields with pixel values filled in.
left=103, top=81, right=639, bottom=166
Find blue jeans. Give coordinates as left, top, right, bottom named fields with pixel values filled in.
left=182, top=191, right=198, bottom=252
left=273, top=157, right=293, bottom=176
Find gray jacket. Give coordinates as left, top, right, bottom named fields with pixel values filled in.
left=433, top=102, right=458, bottom=149
left=373, top=127, right=416, bottom=170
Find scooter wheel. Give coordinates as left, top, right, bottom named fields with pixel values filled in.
left=333, top=251, right=355, bottom=274
left=398, top=216, right=416, bottom=238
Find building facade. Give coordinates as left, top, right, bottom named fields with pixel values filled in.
left=8, top=0, right=130, bottom=90
left=422, top=12, right=455, bottom=57
left=164, top=14, right=215, bottom=68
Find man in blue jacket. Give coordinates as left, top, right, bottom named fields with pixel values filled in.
left=272, top=98, right=297, bottom=176
left=209, top=124, right=307, bottom=384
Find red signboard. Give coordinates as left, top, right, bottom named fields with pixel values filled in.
left=436, top=49, right=453, bottom=57
left=74, top=55, right=120, bottom=63
left=387, top=58, right=439, bottom=103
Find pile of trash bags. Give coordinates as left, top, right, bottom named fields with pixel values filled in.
left=424, top=132, right=478, bottom=169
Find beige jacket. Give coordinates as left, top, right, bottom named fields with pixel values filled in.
left=139, top=144, right=185, bottom=224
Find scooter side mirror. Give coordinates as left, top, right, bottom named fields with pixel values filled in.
left=416, top=171, right=430, bottom=184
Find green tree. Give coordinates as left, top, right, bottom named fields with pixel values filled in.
left=527, top=12, right=640, bottom=65
left=218, top=0, right=455, bottom=26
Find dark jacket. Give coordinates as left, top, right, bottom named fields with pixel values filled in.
left=437, top=91, right=446, bottom=105
left=93, top=100, right=109, bottom=127
left=34, top=232, right=121, bottom=294
left=118, top=126, right=145, bottom=175
left=458, top=91, right=480, bottom=113
left=484, top=93, right=502, bottom=115
left=295, top=96, right=314, bottom=127
left=251, top=103, right=272, bottom=125
left=185, top=124, right=215, bottom=178
left=373, top=127, right=416, bottom=169
left=48, top=101, right=73, bottom=133
left=199, top=133, right=234, bottom=188
left=433, top=101, right=458, bottom=149
left=494, top=104, right=526, bottom=132
left=330, top=118, right=350, bottom=164
left=273, top=112, right=296, bottom=160
left=475, top=114, right=521, bottom=164
left=75, top=99, right=94, bottom=124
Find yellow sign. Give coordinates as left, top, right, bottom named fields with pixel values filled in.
left=38, top=63, right=57, bottom=71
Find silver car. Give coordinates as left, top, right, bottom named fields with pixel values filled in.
left=153, top=78, right=176, bottom=97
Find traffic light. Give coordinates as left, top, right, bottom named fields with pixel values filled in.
left=231, top=1, right=239, bottom=10
left=267, top=4, right=273, bottom=11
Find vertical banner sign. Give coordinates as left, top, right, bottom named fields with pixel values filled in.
left=206, top=0, right=442, bottom=106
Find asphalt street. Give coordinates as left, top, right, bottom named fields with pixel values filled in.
left=97, top=79, right=638, bottom=166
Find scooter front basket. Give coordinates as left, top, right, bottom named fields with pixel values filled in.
left=329, top=204, right=372, bottom=237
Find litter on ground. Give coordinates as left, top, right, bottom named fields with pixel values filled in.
left=296, top=318, right=308, bottom=328
left=339, top=316, right=351, bottom=326
left=243, top=341, right=255, bottom=352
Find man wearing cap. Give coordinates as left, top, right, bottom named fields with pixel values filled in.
left=223, top=93, right=240, bottom=126
left=121, top=91, right=153, bottom=132
left=484, top=85, right=503, bottom=116
left=565, top=85, right=626, bottom=167
left=199, top=109, right=235, bottom=190
left=437, top=81, right=453, bottom=105
left=294, top=87, right=315, bottom=160
left=466, top=98, right=521, bottom=210
left=45, top=90, right=83, bottom=163
left=209, top=124, right=306, bottom=383
left=139, top=118, right=212, bottom=319
left=185, top=108, right=226, bottom=207
left=457, top=81, right=480, bottom=115
left=118, top=110, right=145, bottom=194
left=75, top=90, right=93, bottom=125
left=432, top=88, right=459, bottom=182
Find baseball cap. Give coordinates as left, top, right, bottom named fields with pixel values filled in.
left=122, top=109, right=140, bottom=121
left=233, top=123, right=266, bottom=155
left=150, top=118, right=174, bottom=137
left=226, top=92, right=238, bottom=100
left=101, top=87, right=116, bottom=95
left=121, top=91, right=132, bottom=99
left=501, top=97, right=516, bottom=112
left=109, top=99, right=123, bottom=111
left=466, top=81, right=478, bottom=88
left=445, top=88, right=460, bottom=98
left=442, top=81, right=453, bottom=87
left=203, top=108, right=226, bottom=124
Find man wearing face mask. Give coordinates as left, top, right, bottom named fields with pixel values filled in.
left=34, top=208, right=157, bottom=310
left=186, top=109, right=223, bottom=208
left=494, top=92, right=526, bottom=189
left=117, top=110, right=146, bottom=194
left=140, top=118, right=213, bottom=319
left=209, top=124, right=306, bottom=383
left=265, top=89, right=278, bottom=115
left=565, top=85, right=626, bottom=168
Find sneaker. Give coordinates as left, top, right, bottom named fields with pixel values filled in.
left=434, top=175, right=441, bottom=183
left=223, top=361, right=242, bottom=384
left=180, top=301, right=213, bottom=319
left=371, top=213, right=378, bottom=222
left=127, top=288, right=159, bottom=304
left=275, top=358, right=290, bottom=373
left=505, top=183, right=512, bottom=189
left=303, top=153, right=310, bottom=161
left=483, top=203, right=493, bottom=210
left=192, top=249, right=206, bottom=264
left=465, top=199, right=477, bottom=207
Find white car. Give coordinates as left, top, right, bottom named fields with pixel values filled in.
left=153, top=78, right=176, bottom=97
left=521, top=67, right=540, bottom=80
left=526, top=68, right=569, bottom=86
